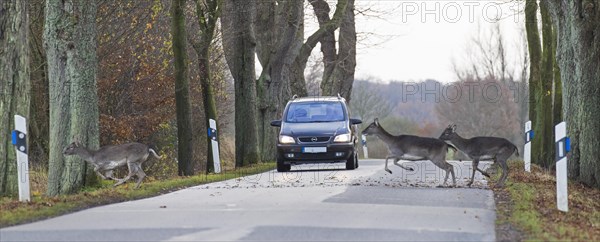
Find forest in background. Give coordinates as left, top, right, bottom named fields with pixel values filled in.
left=25, top=0, right=236, bottom=179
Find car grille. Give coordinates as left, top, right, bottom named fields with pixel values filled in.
left=298, top=136, right=331, bottom=143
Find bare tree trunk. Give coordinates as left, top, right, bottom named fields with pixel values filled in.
left=309, top=0, right=348, bottom=96
left=172, top=0, right=194, bottom=176
left=525, top=0, right=544, bottom=165
left=309, top=0, right=356, bottom=100
left=534, top=1, right=554, bottom=168
left=311, top=0, right=357, bottom=100
left=253, top=0, right=351, bottom=161
left=28, top=0, right=50, bottom=168
left=45, top=0, right=99, bottom=195
left=548, top=0, right=600, bottom=188
left=45, top=0, right=70, bottom=196
left=255, top=0, right=303, bottom=162
left=552, top=24, right=562, bottom=125
left=310, top=0, right=336, bottom=89
left=525, top=0, right=541, bottom=124
left=0, top=0, right=31, bottom=196
left=192, top=0, right=220, bottom=173
left=328, top=0, right=356, bottom=101
left=221, top=0, right=261, bottom=166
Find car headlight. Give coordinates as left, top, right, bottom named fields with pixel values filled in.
left=334, top=133, right=352, bottom=143
left=279, top=135, right=295, bottom=144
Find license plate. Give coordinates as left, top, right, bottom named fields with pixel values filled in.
left=302, top=147, right=327, bottom=153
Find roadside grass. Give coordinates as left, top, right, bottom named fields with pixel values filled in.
left=492, top=160, right=600, bottom=241
left=0, top=162, right=275, bottom=228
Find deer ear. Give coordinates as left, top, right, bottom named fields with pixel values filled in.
left=451, top=124, right=457, bottom=132
left=374, top=118, right=379, bottom=125
left=73, top=136, right=82, bottom=147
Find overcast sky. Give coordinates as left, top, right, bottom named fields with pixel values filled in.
left=313, top=0, right=527, bottom=83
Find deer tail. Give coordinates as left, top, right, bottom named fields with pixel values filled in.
left=149, top=148, right=162, bottom=159
left=513, top=144, right=520, bottom=157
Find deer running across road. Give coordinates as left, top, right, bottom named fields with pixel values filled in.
left=63, top=141, right=161, bottom=188
left=439, top=124, right=519, bottom=188
left=362, top=118, right=457, bottom=187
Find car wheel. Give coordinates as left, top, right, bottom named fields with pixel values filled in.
left=346, top=152, right=358, bottom=170
left=277, top=158, right=291, bottom=172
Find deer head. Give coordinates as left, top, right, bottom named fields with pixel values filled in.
left=63, top=138, right=83, bottom=155
left=361, top=118, right=381, bottom=136
left=439, top=124, right=457, bottom=141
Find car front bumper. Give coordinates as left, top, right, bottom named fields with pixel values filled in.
left=276, top=142, right=355, bottom=164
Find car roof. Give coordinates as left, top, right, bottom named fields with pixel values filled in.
left=289, top=96, right=346, bottom=103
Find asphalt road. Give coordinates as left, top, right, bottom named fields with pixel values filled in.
left=1, top=159, right=496, bottom=241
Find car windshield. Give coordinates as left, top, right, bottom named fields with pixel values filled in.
left=285, top=102, right=345, bottom=123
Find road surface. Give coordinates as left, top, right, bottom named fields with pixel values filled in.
left=1, top=159, right=496, bottom=241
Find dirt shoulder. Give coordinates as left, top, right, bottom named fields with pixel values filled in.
left=491, top=161, right=600, bottom=241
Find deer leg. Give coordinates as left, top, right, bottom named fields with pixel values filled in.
left=104, top=170, right=118, bottom=181
left=114, top=162, right=135, bottom=187
left=495, top=159, right=509, bottom=188
left=477, top=167, right=491, bottom=178
left=384, top=156, right=394, bottom=174
left=94, top=167, right=109, bottom=180
left=439, top=161, right=456, bottom=187
left=134, top=163, right=146, bottom=189
left=443, top=164, right=456, bottom=187
left=467, top=159, right=480, bottom=187
left=441, top=167, right=449, bottom=187
left=431, top=157, right=455, bottom=187
left=449, top=163, right=456, bottom=187
left=477, top=159, right=491, bottom=177
left=393, top=158, right=414, bottom=171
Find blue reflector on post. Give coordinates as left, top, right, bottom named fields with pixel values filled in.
left=565, top=137, right=570, bottom=153
left=12, top=130, right=18, bottom=145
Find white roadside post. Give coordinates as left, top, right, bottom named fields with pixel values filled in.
left=555, top=121, right=569, bottom=212
left=12, top=115, right=30, bottom=202
left=361, top=134, right=368, bottom=159
left=208, top=119, right=221, bottom=173
left=524, top=121, right=533, bottom=172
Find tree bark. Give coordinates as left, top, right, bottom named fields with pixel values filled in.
left=172, top=0, right=194, bottom=176
left=193, top=0, right=220, bottom=173
left=299, top=0, right=348, bottom=97
left=0, top=0, right=31, bottom=196
left=533, top=1, right=554, bottom=168
left=310, top=0, right=336, bottom=91
left=525, top=0, right=541, bottom=124
left=45, top=0, right=70, bottom=196
left=45, top=0, right=99, bottom=195
left=548, top=0, right=600, bottom=188
left=28, top=0, right=50, bottom=168
left=221, top=0, right=261, bottom=166
left=552, top=24, right=562, bottom=125
left=311, top=0, right=359, bottom=100
left=328, top=0, right=356, bottom=101
left=525, top=0, right=542, bottom=164
left=255, top=0, right=304, bottom=161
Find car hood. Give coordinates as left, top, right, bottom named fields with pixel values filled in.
left=281, top=121, right=348, bottom=136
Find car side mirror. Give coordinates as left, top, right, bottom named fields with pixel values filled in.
left=350, top=118, right=362, bottom=125
left=270, top=120, right=282, bottom=127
